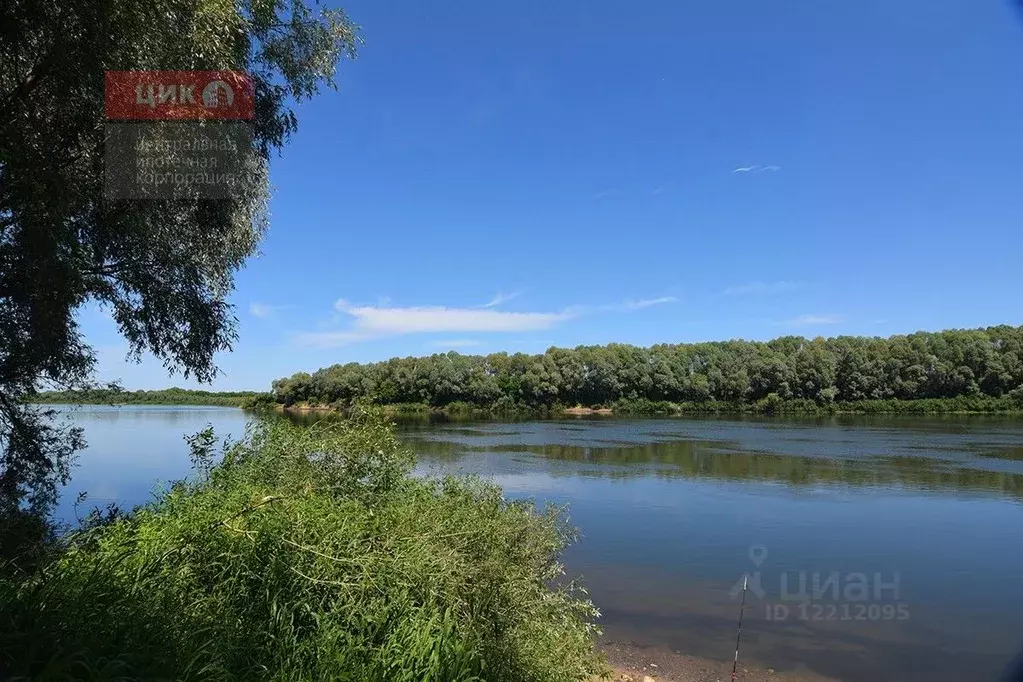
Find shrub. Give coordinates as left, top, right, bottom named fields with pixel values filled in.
left=0, top=416, right=603, bottom=681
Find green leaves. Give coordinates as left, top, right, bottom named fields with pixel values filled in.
left=0, top=0, right=358, bottom=519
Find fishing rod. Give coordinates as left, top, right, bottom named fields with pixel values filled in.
left=731, top=575, right=748, bottom=681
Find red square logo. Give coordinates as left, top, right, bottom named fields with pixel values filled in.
left=105, top=71, right=254, bottom=120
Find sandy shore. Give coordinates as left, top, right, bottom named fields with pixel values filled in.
left=275, top=404, right=335, bottom=412
left=563, top=406, right=615, bottom=416
left=597, top=641, right=839, bottom=682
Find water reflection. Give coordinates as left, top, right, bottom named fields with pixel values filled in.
left=395, top=420, right=1023, bottom=502
left=49, top=404, right=252, bottom=523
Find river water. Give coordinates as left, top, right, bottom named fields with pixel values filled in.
left=48, top=405, right=1023, bottom=681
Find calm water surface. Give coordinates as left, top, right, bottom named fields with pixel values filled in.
left=53, top=406, right=1023, bottom=682
left=48, top=405, right=255, bottom=522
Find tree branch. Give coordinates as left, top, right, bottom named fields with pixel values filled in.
left=0, top=47, right=58, bottom=129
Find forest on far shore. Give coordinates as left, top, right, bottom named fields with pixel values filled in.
left=28, top=388, right=259, bottom=407
left=269, top=326, right=1023, bottom=414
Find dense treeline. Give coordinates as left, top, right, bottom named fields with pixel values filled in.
left=272, top=326, right=1023, bottom=412
left=28, top=388, right=259, bottom=407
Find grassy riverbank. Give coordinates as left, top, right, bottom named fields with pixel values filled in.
left=0, top=416, right=604, bottom=680
left=27, top=388, right=260, bottom=407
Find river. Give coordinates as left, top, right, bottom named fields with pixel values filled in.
left=46, top=405, right=1023, bottom=682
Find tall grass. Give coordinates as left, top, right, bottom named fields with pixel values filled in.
left=0, top=415, right=604, bottom=681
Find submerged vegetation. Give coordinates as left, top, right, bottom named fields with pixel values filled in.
left=271, top=326, right=1023, bottom=415
left=27, top=388, right=261, bottom=407
left=0, top=416, right=603, bottom=681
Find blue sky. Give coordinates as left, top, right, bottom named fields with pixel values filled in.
left=83, top=0, right=1023, bottom=390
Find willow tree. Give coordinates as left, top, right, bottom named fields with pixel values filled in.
left=0, top=0, right=358, bottom=531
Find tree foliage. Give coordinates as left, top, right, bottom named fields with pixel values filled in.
left=271, top=326, right=1023, bottom=410
left=0, top=0, right=357, bottom=516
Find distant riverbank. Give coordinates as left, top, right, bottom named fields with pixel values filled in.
left=30, top=390, right=1023, bottom=418
left=272, top=394, right=1023, bottom=419
left=27, top=388, right=259, bottom=407
left=29, top=391, right=1023, bottom=417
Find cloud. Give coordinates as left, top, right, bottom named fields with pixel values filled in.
left=332, top=300, right=571, bottom=335
left=294, top=294, right=679, bottom=349
left=785, top=314, right=845, bottom=326
left=592, top=188, right=622, bottom=199
left=430, top=339, right=482, bottom=348
left=480, top=291, right=522, bottom=308
left=723, top=281, right=802, bottom=296
left=621, top=296, right=678, bottom=310
left=294, top=300, right=573, bottom=347
left=249, top=302, right=292, bottom=318
left=732, top=165, right=781, bottom=174
left=562, top=295, right=679, bottom=317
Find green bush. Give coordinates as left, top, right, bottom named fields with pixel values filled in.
left=0, top=417, right=603, bottom=681
left=240, top=392, right=277, bottom=411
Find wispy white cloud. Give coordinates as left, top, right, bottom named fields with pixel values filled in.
left=430, top=339, right=483, bottom=348
left=723, top=281, right=802, bottom=296
left=331, top=299, right=570, bottom=335
left=293, top=293, right=679, bottom=349
left=562, top=295, right=680, bottom=317
left=293, top=300, right=573, bottom=347
left=732, top=164, right=781, bottom=174
left=785, top=314, right=845, bottom=326
left=480, top=291, right=522, bottom=308
left=621, top=296, right=679, bottom=310
left=249, top=302, right=292, bottom=318
left=249, top=303, right=273, bottom=318
left=592, top=188, right=622, bottom=199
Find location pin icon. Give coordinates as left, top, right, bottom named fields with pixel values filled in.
left=749, top=544, right=768, bottom=567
